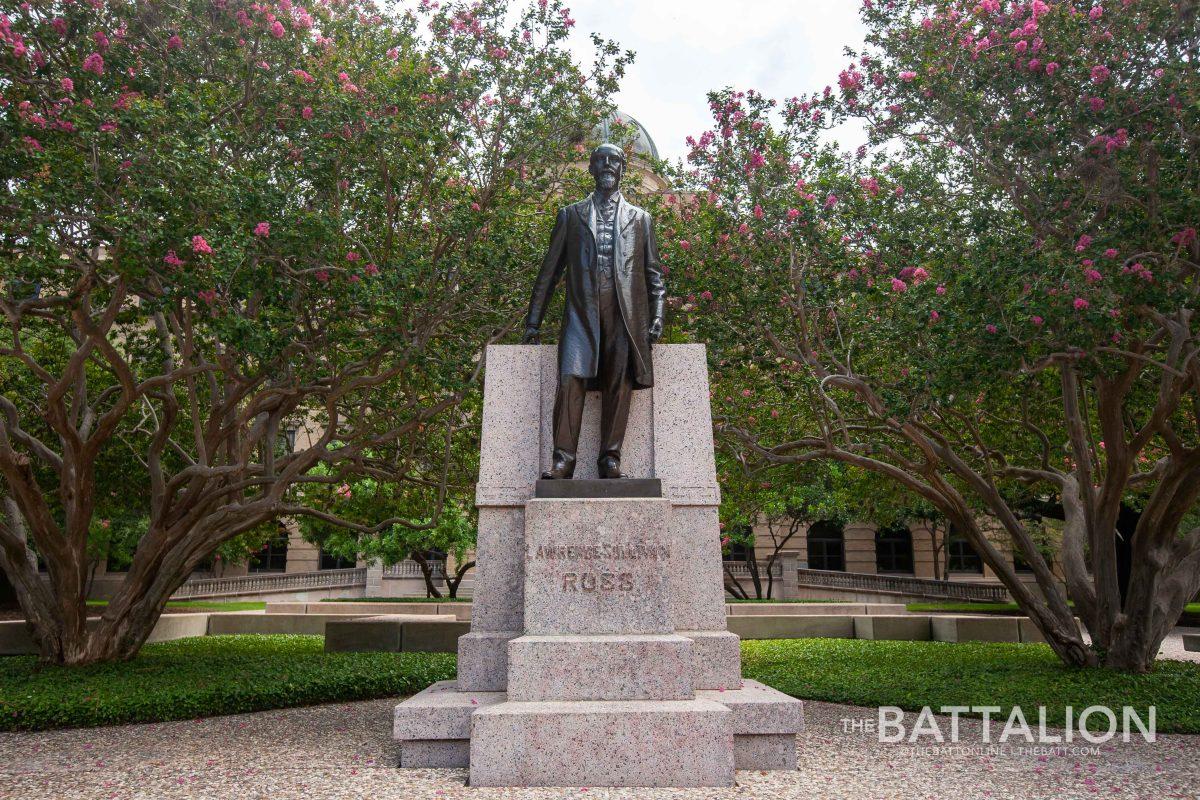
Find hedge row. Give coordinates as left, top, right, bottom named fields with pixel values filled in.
left=0, top=635, right=454, bottom=731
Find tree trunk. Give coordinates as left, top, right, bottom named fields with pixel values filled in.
left=409, top=552, right=443, bottom=599
left=445, top=560, right=475, bottom=599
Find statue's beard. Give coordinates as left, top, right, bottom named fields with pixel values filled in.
left=596, top=172, right=619, bottom=192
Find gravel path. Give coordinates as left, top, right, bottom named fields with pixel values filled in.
left=1, top=695, right=1196, bottom=800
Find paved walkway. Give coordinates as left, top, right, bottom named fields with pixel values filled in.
left=1, top=695, right=1196, bottom=800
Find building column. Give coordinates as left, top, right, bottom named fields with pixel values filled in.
left=777, top=551, right=800, bottom=600
left=365, top=563, right=383, bottom=597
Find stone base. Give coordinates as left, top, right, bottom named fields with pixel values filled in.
left=469, top=699, right=735, bottom=787
left=399, top=740, right=469, bottom=768
left=507, top=634, right=695, bottom=701
left=682, top=629, right=743, bottom=690
left=697, top=680, right=805, bottom=736
left=456, top=630, right=519, bottom=691
left=734, top=734, right=797, bottom=770
left=393, top=681, right=505, bottom=741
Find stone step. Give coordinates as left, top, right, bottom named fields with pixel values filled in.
left=469, top=699, right=734, bottom=787
left=696, top=679, right=804, bottom=771
left=506, top=634, right=694, bottom=701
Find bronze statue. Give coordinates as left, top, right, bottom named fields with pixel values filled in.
left=522, top=144, right=666, bottom=479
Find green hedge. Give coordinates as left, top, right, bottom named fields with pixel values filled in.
left=0, top=635, right=454, bottom=732
left=5, top=635, right=1197, bottom=734
left=742, top=638, right=1200, bottom=733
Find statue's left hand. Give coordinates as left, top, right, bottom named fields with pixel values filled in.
left=649, top=318, right=664, bottom=344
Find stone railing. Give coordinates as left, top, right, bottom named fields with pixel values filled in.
left=383, top=560, right=447, bottom=579
left=723, top=560, right=784, bottom=578
left=795, top=568, right=1008, bottom=602
left=174, top=567, right=367, bottom=599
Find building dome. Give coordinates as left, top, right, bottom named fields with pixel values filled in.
left=595, top=111, right=660, bottom=162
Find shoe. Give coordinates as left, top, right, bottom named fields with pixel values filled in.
left=597, top=454, right=623, bottom=479
left=541, top=451, right=576, bottom=480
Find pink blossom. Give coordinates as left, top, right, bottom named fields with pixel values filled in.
left=1073, top=297, right=1089, bottom=311
left=1087, top=97, right=1106, bottom=113
left=82, top=52, right=104, bottom=75
left=470, top=202, right=481, bottom=212
left=986, top=324, right=998, bottom=334
left=679, top=240, right=691, bottom=251
left=270, top=20, right=285, bottom=38
left=167, top=34, right=183, bottom=51
left=890, top=278, right=907, bottom=293
left=364, top=263, right=380, bottom=276
left=1172, top=227, right=1197, bottom=247
left=930, top=310, right=940, bottom=321
left=1074, top=234, right=1092, bottom=253
left=1045, top=62, right=1059, bottom=76
left=1083, top=269, right=1103, bottom=283
left=336, top=484, right=352, bottom=498
left=346, top=251, right=361, bottom=262
left=1031, top=315, right=1044, bottom=327
left=824, top=194, right=838, bottom=209
left=911, top=266, right=929, bottom=284
left=191, top=235, right=213, bottom=254
left=301, top=106, right=313, bottom=119
left=490, top=47, right=509, bottom=59
left=253, top=222, right=270, bottom=237
left=1103, top=248, right=1119, bottom=258
left=1090, top=65, right=1111, bottom=84
left=753, top=204, right=764, bottom=219
left=786, top=208, right=800, bottom=221
left=935, top=284, right=946, bottom=296
left=1089, top=6, right=1104, bottom=20
left=60, top=77, right=73, bottom=93
left=700, top=290, right=712, bottom=300
left=315, top=270, right=330, bottom=283
left=51, top=17, right=68, bottom=36
left=163, top=250, right=184, bottom=267
left=899, top=70, right=917, bottom=82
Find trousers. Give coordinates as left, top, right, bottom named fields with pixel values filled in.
left=551, top=276, right=633, bottom=463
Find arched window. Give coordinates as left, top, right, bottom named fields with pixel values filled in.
left=806, top=521, right=845, bottom=572
left=875, top=525, right=914, bottom=574
left=947, top=527, right=984, bottom=574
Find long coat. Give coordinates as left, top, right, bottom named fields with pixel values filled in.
left=525, top=194, right=666, bottom=389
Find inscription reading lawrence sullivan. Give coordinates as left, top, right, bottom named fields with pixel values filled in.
left=534, top=541, right=669, bottom=594
left=533, top=543, right=670, bottom=561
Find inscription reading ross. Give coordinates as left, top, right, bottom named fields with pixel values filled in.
left=560, top=572, right=635, bottom=593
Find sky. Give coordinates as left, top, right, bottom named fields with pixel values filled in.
left=562, top=0, right=868, bottom=163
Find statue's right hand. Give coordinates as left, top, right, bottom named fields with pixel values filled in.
left=521, top=326, right=541, bottom=345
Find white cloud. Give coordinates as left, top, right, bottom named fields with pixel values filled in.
left=564, top=0, right=867, bottom=162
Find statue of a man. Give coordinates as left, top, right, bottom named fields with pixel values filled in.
left=522, top=143, right=666, bottom=479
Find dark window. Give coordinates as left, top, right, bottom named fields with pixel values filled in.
left=875, top=525, right=914, bottom=574
left=250, top=532, right=289, bottom=573
left=319, top=549, right=356, bottom=570
left=722, top=525, right=753, bottom=562
left=947, top=529, right=984, bottom=574
left=1013, top=550, right=1045, bottom=573
left=806, top=521, right=845, bottom=572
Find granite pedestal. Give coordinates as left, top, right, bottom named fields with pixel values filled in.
left=393, top=345, right=803, bottom=786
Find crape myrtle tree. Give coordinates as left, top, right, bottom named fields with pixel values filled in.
left=669, top=0, right=1198, bottom=670
left=0, top=0, right=628, bottom=664
left=295, top=402, right=481, bottom=599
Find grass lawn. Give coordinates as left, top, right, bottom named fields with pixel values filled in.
left=906, top=601, right=1200, bottom=617
left=3, top=635, right=1196, bottom=733
left=0, top=635, right=454, bottom=732
left=85, top=600, right=267, bottom=612
left=741, top=638, right=1200, bottom=733
left=329, top=597, right=466, bottom=603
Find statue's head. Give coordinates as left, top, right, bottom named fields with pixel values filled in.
left=588, top=143, right=625, bottom=193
